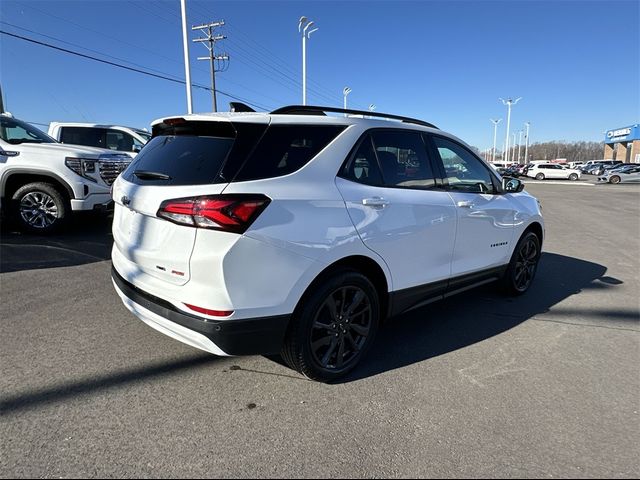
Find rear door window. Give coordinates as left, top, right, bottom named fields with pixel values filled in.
left=233, top=125, right=346, bottom=182
left=370, top=130, right=436, bottom=189
left=340, top=135, right=384, bottom=186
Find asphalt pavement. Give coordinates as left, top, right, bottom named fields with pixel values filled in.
left=1, top=183, right=639, bottom=478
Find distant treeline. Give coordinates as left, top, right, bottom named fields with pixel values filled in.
left=491, top=141, right=605, bottom=162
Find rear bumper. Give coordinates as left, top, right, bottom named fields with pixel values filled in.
left=112, top=266, right=290, bottom=356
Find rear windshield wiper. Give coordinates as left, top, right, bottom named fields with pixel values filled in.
left=133, top=170, right=172, bottom=181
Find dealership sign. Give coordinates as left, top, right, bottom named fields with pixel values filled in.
left=605, top=124, right=640, bottom=143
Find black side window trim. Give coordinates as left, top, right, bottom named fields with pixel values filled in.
left=338, top=127, right=442, bottom=191
left=427, top=133, right=502, bottom=195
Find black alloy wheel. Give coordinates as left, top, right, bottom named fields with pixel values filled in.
left=309, top=286, right=373, bottom=371
left=281, top=269, right=380, bottom=382
left=502, top=231, right=541, bottom=296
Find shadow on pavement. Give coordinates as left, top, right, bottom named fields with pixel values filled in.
left=0, top=353, right=221, bottom=415
left=0, top=212, right=113, bottom=273
left=333, top=252, right=623, bottom=383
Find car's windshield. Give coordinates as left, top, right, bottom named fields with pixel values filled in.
left=0, top=116, right=57, bottom=144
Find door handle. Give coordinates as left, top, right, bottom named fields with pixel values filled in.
left=456, top=200, right=474, bottom=208
left=362, top=197, right=390, bottom=208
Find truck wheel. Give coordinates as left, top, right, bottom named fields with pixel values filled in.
left=11, top=182, right=69, bottom=233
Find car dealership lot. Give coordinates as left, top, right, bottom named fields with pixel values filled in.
left=1, top=184, right=638, bottom=478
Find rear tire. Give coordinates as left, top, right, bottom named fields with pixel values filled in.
left=610, top=175, right=621, bottom=184
left=281, top=269, right=380, bottom=382
left=10, top=182, right=69, bottom=234
left=501, top=231, right=541, bottom=296
left=535, top=173, right=545, bottom=180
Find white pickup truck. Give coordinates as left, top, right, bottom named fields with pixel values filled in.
left=0, top=113, right=131, bottom=233
left=48, top=122, right=150, bottom=156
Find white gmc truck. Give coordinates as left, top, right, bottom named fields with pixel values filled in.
left=0, top=113, right=131, bottom=233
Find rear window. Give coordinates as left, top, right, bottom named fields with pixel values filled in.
left=60, top=127, right=106, bottom=148
left=232, top=125, right=346, bottom=182
left=122, top=122, right=345, bottom=186
left=122, top=121, right=266, bottom=186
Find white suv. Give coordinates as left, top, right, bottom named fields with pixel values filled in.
left=111, top=105, right=544, bottom=382
left=526, top=163, right=581, bottom=181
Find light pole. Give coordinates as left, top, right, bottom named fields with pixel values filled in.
left=180, top=0, right=193, bottom=113
left=511, top=132, right=517, bottom=164
left=499, top=97, right=522, bottom=163
left=517, top=129, right=523, bottom=164
left=299, top=16, right=318, bottom=106
left=524, top=122, right=531, bottom=164
left=490, top=118, right=502, bottom=162
left=343, top=87, right=351, bottom=112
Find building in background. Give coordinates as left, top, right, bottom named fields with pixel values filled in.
left=604, top=125, right=640, bottom=163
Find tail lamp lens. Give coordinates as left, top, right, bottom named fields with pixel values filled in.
left=157, top=195, right=270, bottom=233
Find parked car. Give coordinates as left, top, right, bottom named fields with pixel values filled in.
left=48, top=122, right=151, bottom=157
left=0, top=113, right=131, bottom=232
left=591, top=161, right=623, bottom=176
left=110, top=104, right=544, bottom=382
left=597, top=165, right=640, bottom=184
left=526, top=163, right=581, bottom=180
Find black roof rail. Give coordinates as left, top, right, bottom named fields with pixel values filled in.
left=270, top=105, right=438, bottom=129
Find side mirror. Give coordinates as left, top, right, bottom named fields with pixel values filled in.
left=132, top=145, right=142, bottom=153
left=502, top=176, right=524, bottom=193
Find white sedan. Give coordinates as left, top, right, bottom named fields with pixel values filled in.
left=527, top=163, right=581, bottom=181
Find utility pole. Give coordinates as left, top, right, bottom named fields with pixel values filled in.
left=180, top=0, right=193, bottom=114
left=0, top=82, right=5, bottom=113
left=193, top=21, right=229, bottom=112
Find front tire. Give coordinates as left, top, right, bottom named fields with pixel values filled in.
left=10, top=182, right=69, bottom=233
left=281, top=269, right=380, bottom=382
left=535, top=173, right=545, bottom=180
left=569, top=173, right=578, bottom=181
left=501, top=231, right=541, bottom=296
left=610, top=175, right=621, bottom=184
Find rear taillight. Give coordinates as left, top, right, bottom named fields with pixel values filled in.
left=157, top=194, right=270, bottom=233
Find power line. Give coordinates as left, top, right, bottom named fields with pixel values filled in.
left=0, top=30, right=271, bottom=111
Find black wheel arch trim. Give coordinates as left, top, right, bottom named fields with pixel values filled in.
left=1, top=169, right=75, bottom=201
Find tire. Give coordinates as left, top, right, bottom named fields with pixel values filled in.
left=535, top=173, right=545, bottom=180
left=281, top=269, right=380, bottom=382
left=10, top=182, right=69, bottom=233
left=610, top=176, right=621, bottom=184
left=569, top=173, right=578, bottom=181
left=501, top=231, right=541, bottom=296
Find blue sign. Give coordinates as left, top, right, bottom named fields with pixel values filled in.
left=605, top=124, right=640, bottom=144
